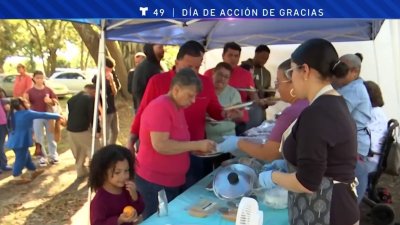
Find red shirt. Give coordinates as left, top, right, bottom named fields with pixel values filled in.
left=90, top=188, right=144, bottom=225
left=26, top=86, right=57, bottom=112
left=13, top=74, right=33, bottom=97
left=130, top=70, right=223, bottom=141
left=136, top=95, right=190, bottom=187
left=204, top=66, right=255, bottom=102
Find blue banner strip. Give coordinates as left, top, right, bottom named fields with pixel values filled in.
left=0, top=0, right=399, bottom=19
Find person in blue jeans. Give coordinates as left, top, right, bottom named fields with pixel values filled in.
left=333, top=53, right=372, bottom=203
left=0, top=96, right=12, bottom=173
left=6, top=97, right=61, bottom=184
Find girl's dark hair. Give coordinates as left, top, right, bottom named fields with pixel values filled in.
left=278, top=58, right=291, bottom=71
left=171, top=68, right=202, bottom=93
left=7, top=97, right=27, bottom=132
left=364, top=81, right=384, bottom=107
left=291, top=38, right=349, bottom=79
left=89, top=144, right=135, bottom=191
left=355, top=53, right=363, bottom=62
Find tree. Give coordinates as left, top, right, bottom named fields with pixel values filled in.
left=0, top=20, right=24, bottom=73
left=24, top=20, right=77, bottom=76
left=72, top=22, right=130, bottom=98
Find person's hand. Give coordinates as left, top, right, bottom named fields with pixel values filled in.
left=106, top=72, right=114, bottom=81
left=256, top=97, right=279, bottom=107
left=258, top=170, right=277, bottom=189
left=195, top=140, right=216, bottom=153
left=125, top=180, right=138, bottom=201
left=57, top=116, right=67, bottom=126
left=263, top=159, right=288, bottom=172
left=44, top=94, right=53, bottom=105
left=126, top=134, right=138, bottom=154
left=3, top=104, right=10, bottom=111
left=224, top=109, right=243, bottom=121
left=216, top=136, right=239, bottom=153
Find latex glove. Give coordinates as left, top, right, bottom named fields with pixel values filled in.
left=263, top=159, right=288, bottom=172
left=259, top=170, right=277, bottom=189
left=216, top=136, right=239, bottom=153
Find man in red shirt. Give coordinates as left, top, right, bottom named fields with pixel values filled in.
left=204, top=42, right=261, bottom=134
left=204, top=42, right=258, bottom=103
left=13, top=64, right=33, bottom=97
left=127, top=41, right=240, bottom=186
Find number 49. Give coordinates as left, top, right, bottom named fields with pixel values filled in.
left=153, top=9, right=165, bottom=16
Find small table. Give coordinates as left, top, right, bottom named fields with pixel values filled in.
left=141, top=172, right=288, bottom=225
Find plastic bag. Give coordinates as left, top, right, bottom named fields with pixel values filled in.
left=258, top=186, right=288, bottom=209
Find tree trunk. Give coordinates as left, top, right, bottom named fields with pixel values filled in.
left=47, top=48, right=57, bottom=77
left=119, top=42, right=144, bottom=71
left=72, top=22, right=129, bottom=98
left=0, top=58, right=5, bottom=74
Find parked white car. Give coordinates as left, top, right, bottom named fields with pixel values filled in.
left=0, top=74, right=70, bottom=98
left=49, top=71, right=92, bottom=94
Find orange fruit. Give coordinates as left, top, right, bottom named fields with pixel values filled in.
left=123, top=206, right=136, bottom=218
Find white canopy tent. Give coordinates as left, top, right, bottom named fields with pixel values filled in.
left=79, top=18, right=400, bottom=225
left=90, top=18, right=400, bottom=157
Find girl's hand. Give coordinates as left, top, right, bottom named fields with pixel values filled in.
left=117, top=211, right=138, bottom=225
left=125, top=181, right=138, bottom=201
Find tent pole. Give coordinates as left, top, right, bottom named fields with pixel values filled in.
left=87, top=19, right=106, bottom=225
left=106, top=19, right=131, bottom=31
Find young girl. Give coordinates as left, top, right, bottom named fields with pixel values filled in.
left=89, top=145, right=144, bottom=225
left=6, top=97, right=61, bottom=184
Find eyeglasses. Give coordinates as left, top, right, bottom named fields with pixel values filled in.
left=284, top=65, right=303, bottom=80
left=274, top=80, right=291, bottom=88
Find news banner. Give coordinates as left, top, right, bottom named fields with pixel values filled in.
left=0, top=0, right=398, bottom=19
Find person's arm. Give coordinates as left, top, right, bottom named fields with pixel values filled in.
left=150, top=131, right=215, bottom=155
left=107, top=74, right=118, bottom=96
left=90, top=199, right=120, bottom=225
left=127, top=77, right=159, bottom=152
left=246, top=71, right=259, bottom=101
left=25, top=76, right=33, bottom=94
left=271, top=172, right=313, bottom=193
left=27, top=110, right=60, bottom=120
left=238, top=139, right=281, bottom=161
left=45, top=88, right=58, bottom=106
left=112, top=72, right=121, bottom=91
left=127, top=70, right=134, bottom=94
left=23, top=92, right=30, bottom=102
left=203, top=77, right=224, bottom=120
left=272, top=110, right=328, bottom=193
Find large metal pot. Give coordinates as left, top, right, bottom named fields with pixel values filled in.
left=213, top=163, right=258, bottom=200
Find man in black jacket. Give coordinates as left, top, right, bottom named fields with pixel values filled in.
left=67, top=84, right=101, bottom=178
left=127, top=52, right=146, bottom=96
left=131, top=44, right=164, bottom=111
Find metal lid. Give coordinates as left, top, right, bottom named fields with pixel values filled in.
left=213, top=164, right=257, bottom=200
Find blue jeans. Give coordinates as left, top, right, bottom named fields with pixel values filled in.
left=0, top=124, right=8, bottom=169
left=12, top=147, right=36, bottom=177
left=33, top=119, right=58, bottom=160
left=135, top=174, right=182, bottom=219
left=355, top=159, right=368, bottom=204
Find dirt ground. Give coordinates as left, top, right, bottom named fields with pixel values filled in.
left=0, top=98, right=398, bottom=225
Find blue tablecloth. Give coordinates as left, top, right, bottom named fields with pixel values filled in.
left=141, top=173, right=288, bottom=225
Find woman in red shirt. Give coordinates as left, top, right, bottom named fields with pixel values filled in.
left=135, top=68, right=216, bottom=219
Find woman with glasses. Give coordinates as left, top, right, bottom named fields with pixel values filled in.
left=259, top=38, right=359, bottom=225
left=205, top=62, right=243, bottom=143
left=216, top=59, right=308, bottom=161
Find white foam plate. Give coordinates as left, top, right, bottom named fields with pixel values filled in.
left=223, top=101, right=253, bottom=110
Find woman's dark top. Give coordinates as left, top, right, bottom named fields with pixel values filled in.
left=283, top=95, right=359, bottom=225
